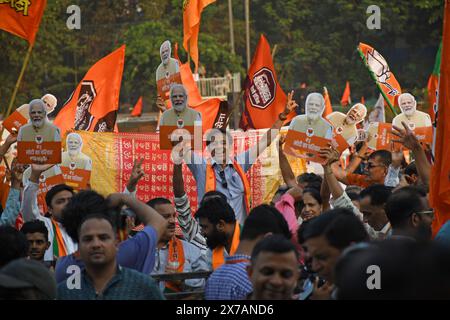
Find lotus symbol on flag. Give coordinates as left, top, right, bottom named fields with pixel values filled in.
left=366, top=49, right=399, bottom=96
left=306, top=128, right=314, bottom=137
left=249, top=67, right=276, bottom=109
left=35, top=135, right=43, bottom=144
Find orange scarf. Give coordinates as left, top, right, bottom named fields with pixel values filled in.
left=205, top=159, right=251, bottom=215
left=165, top=237, right=185, bottom=292
left=212, top=223, right=240, bottom=270
left=51, top=219, right=67, bottom=258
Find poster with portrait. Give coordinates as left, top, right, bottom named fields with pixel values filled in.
left=60, top=133, right=92, bottom=190
left=3, top=104, right=30, bottom=134
left=156, top=40, right=181, bottom=101
left=367, top=122, right=394, bottom=151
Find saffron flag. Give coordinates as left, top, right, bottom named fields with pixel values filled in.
left=241, top=34, right=294, bottom=130
left=54, top=45, right=125, bottom=136
left=75, top=130, right=306, bottom=212
left=361, top=96, right=365, bottom=105
left=430, top=1, right=450, bottom=235
left=357, top=42, right=401, bottom=115
left=427, top=42, right=442, bottom=124
left=323, top=87, right=333, bottom=117
left=131, top=97, right=143, bottom=117
left=340, top=81, right=351, bottom=107
left=0, top=0, right=47, bottom=45
left=183, top=0, right=216, bottom=72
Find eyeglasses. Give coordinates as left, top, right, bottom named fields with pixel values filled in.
left=218, top=170, right=228, bottom=189
left=415, top=209, right=435, bottom=219
left=366, top=163, right=385, bottom=169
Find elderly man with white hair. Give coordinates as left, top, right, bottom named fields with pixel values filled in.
left=41, top=93, right=57, bottom=115
left=156, top=40, right=180, bottom=84
left=288, top=92, right=333, bottom=140
left=159, top=84, right=201, bottom=127
left=327, top=103, right=368, bottom=145
left=62, top=133, right=92, bottom=171
left=392, top=93, right=431, bottom=130
left=17, top=99, right=61, bottom=148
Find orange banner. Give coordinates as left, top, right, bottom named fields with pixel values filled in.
left=54, top=45, right=125, bottom=136
left=3, top=110, right=28, bottom=133
left=157, top=72, right=182, bottom=101
left=159, top=125, right=202, bottom=151
left=36, top=171, right=65, bottom=213
left=367, top=122, right=394, bottom=151
left=392, top=127, right=432, bottom=152
left=283, top=130, right=331, bottom=164
left=0, top=0, right=47, bottom=45
left=60, top=167, right=91, bottom=190
left=17, top=141, right=61, bottom=164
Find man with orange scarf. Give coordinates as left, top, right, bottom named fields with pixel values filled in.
left=147, top=197, right=208, bottom=293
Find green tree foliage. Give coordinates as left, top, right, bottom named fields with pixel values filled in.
left=0, top=0, right=444, bottom=116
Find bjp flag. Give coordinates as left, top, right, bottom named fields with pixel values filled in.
left=241, top=35, right=293, bottom=130
left=430, top=1, right=450, bottom=235
left=323, top=87, right=333, bottom=117
left=183, top=0, right=216, bottom=72
left=131, top=96, right=143, bottom=117
left=340, top=81, right=351, bottom=107
left=427, top=42, right=442, bottom=124
left=0, top=0, right=46, bottom=45
left=54, top=45, right=125, bottom=136
left=358, top=43, right=401, bottom=115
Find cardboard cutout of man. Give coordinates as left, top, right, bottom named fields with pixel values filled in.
left=61, top=133, right=92, bottom=171
left=288, top=92, right=333, bottom=139
left=160, top=84, right=202, bottom=127
left=327, top=103, right=367, bottom=145
left=392, top=93, right=432, bottom=130
left=41, top=94, right=57, bottom=116
left=156, top=40, right=181, bottom=101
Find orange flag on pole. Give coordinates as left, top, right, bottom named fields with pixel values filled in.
left=361, top=96, right=365, bottom=105
left=54, top=45, right=126, bottom=136
left=240, top=34, right=293, bottom=130
left=427, top=42, right=442, bottom=124
left=131, top=96, right=143, bottom=117
left=0, top=0, right=47, bottom=45
left=183, top=0, right=216, bottom=73
left=430, top=1, right=450, bottom=235
left=323, top=87, right=333, bottom=117
left=357, top=42, right=401, bottom=115
left=340, top=81, right=351, bottom=107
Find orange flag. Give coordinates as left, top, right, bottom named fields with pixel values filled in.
left=131, top=96, right=143, bottom=117
left=340, top=81, right=351, bottom=106
left=428, top=42, right=441, bottom=124
left=323, top=87, right=333, bottom=117
left=241, top=35, right=293, bottom=130
left=358, top=42, right=401, bottom=115
left=183, top=0, right=216, bottom=72
left=0, top=0, right=46, bottom=45
left=54, top=45, right=125, bottom=136
left=361, top=96, right=365, bottom=105
left=430, top=1, right=450, bottom=235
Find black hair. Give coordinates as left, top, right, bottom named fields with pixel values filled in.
left=240, top=205, right=291, bottom=241
left=368, top=150, right=392, bottom=167
left=404, top=161, right=418, bottom=177
left=347, top=192, right=360, bottom=202
left=298, top=208, right=368, bottom=249
left=251, top=234, right=299, bottom=263
left=385, top=186, right=427, bottom=228
left=205, top=129, right=233, bottom=147
left=61, top=190, right=110, bottom=243
left=359, top=184, right=393, bottom=206
left=146, top=197, right=172, bottom=209
left=195, top=197, right=236, bottom=224
left=0, top=226, right=29, bottom=268
left=302, top=187, right=322, bottom=205
left=20, top=220, right=49, bottom=241
left=77, top=213, right=117, bottom=240
left=297, top=173, right=322, bottom=191
left=45, top=184, right=74, bottom=208
left=200, top=190, right=227, bottom=206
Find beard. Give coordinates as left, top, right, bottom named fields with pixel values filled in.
left=68, top=149, right=80, bottom=157
left=173, top=102, right=186, bottom=112
left=403, top=107, right=415, bottom=117
left=307, top=112, right=320, bottom=122
left=162, top=56, right=170, bottom=66
left=32, top=119, right=44, bottom=128
left=206, top=229, right=228, bottom=250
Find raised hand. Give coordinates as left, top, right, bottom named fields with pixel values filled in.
left=283, top=90, right=298, bottom=116
left=156, top=96, right=167, bottom=112
left=319, top=145, right=340, bottom=166
left=391, top=121, right=421, bottom=151
left=126, top=158, right=145, bottom=192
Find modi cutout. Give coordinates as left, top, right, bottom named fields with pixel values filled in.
left=156, top=40, right=181, bottom=101
left=284, top=93, right=333, bottom=163
left=60, top=133, right=92, bottom=190
left=17, top=99, right=61, bottom=164
left=159, top=84, right=202, bottom=150
left=392, top=93, right=432, bottom=130
left=327, top=103, right=367, bottom=145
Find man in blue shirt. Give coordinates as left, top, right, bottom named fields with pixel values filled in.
left=58, top=214, right=164, bottom=300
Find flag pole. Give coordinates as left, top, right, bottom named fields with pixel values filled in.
left=4, top=43, right=34, bottom=120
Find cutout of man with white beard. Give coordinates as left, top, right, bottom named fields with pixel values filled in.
left=61, top=133, right=92, bottom=171
left=17, top=99, right=61, bottom=158
left=41, top=93, right=57, bottom=116
left=392, top=93, right=431, bottom=130
left=159, top=84, right=202, bottom=127
left=327, top=103, right=367, bottom=145
left=288, top=92, right=333, bottom=139
left=156, top=40, right=180, bottom=84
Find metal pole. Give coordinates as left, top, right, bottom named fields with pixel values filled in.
left=245, top=0, right=250, bottom=69
left=228, top=0, right=235, bottom=54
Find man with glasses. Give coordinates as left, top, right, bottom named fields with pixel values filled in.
left=385, top=186, right=434, bottom=242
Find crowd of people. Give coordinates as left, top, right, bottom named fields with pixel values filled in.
left=0, top=86, right=450, bottom=301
